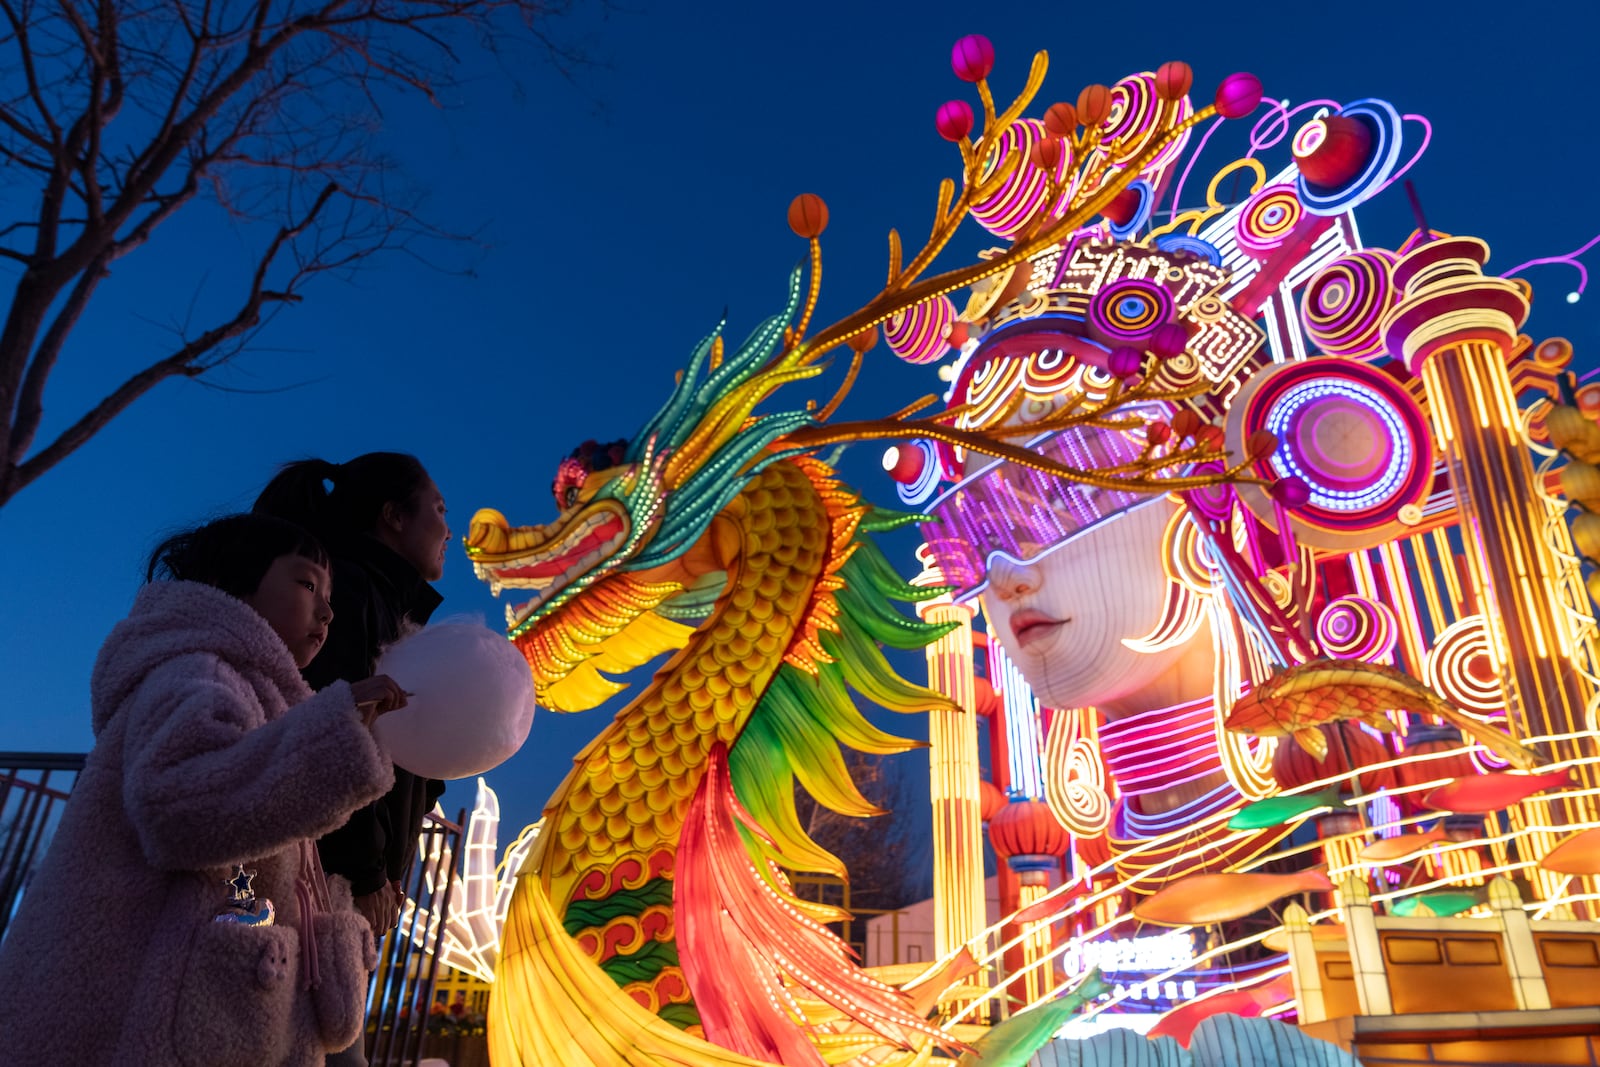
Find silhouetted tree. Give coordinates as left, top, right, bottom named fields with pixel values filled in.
left=0, top=0, right=584, bottom=508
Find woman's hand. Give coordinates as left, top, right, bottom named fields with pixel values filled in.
left=351, top=674, right=409, bottom=725
left=353, top=883, right=400, bottom=935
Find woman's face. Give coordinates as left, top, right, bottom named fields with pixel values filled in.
left=981, top=497, right=1211, bottom=714
left=246, top=554, right=334, bottom=668
left=389, top=477, right=451, bottom=582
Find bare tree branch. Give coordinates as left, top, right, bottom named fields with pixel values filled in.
left=0, top=0, right=591, bottom=510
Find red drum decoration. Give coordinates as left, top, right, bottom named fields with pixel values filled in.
left=1155, top=61, right=1193, bottom=102
left=884, top=293, right=957, bottom=364
left=1214, top=72, right=1264, bottom=119
left=971, top=119, right=1075, bottom=238
left=1272, top=721, right=1397, bottom=795
left=787, top=193, right=829, bottom=239
left=951, top=34, right=996, bottom=83
left=1235, top=184, right=1304, bottom=258
left=1302, top=249, right=1399, bottom=359
left=936, top=99, right=975, bottom=142
left=1293, top=114, right=1374, bottom=187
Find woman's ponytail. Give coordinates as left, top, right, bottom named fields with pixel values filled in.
left=254, top=452, right=427, bottom=541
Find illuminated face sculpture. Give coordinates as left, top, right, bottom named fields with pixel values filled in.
left=981, top=496, right=1212, bottom=716
left=919, top=422, right=1215, bottom=717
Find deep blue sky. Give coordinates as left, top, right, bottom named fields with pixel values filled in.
left=3, top=0, right=1597, bottom=838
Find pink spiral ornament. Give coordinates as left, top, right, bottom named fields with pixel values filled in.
left=884, top=294, right=957, bottom=364
left=1301, top=249, right=1399, bottom=359
left=971, top=119, right=1075, bottom=238
left=1235, top=184, right=1304, bottom=258
left=1315, top=595, right=1397, bottom=660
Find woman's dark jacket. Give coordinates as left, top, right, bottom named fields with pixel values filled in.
left=304, top=535, right=445, bottom=896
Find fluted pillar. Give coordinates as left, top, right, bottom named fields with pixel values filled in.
left=912, top=546, right=988, bottom=969
left=1383, top=237, right=1595, bottom=765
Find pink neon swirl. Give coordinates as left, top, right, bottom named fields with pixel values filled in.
left=1373, top=113, right=1434, bottom=197
left=1164, top=115, right=1227, bottom=220
left=1246, top=98, right=1340, bottom=159
left=1503, top=231, right=1600, bottom=297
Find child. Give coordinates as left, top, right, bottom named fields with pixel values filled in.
left=0, top=514, right=408, bottom=1066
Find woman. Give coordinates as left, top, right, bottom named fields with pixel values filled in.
left=254, top=452, right=451, bottom=1065
left=0, top=514, right=408, bottom=1066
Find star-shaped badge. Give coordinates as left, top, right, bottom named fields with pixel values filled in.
left=225, top=864, right=258, bottom=906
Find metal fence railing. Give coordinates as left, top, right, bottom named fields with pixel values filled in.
left=366, top=808, right=467, bottom=1067
left=0, top=752, right=85, bottom=943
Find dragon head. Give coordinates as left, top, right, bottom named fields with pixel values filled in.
left=466, top=275, right=821, bottom=711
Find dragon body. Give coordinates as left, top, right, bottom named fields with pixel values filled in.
left=467, top=281, right=973, bottom=1066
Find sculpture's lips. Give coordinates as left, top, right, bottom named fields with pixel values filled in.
left=1010, top=608, right=1063, bottom=649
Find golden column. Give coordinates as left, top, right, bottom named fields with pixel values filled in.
left=1382, top=236, right=1595, bottom=765
left=912, top=545, right=988, bottom=965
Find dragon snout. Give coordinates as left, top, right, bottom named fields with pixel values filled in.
left=466, top=508, right=512, bottom=553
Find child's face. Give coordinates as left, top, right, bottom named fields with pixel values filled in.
left=245, top=554, right=334, bottom=668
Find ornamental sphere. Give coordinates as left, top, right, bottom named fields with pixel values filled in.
left=1108, top=346, right=1143, bottom=378
left=936, top=99, right=975, bottom=142
left=1248, top=430, right=1279, bottom=459
left=951, top=34, right=996, bottom=83
left=1077, top=83, right=1113, bottom=126
left=1155, top=61, right=1194, bottom=102
left=1215, top=72, right=1264, bottom=119
left=787, top=193, right=829, bottom=239
left=1271, top=475, right=1312, bottom=509
left=1043, top=101, right=1078, bottom=137
left=1149, top=322, right=1188, bottom=359
left=1030, top=136, right=1063, bottom=171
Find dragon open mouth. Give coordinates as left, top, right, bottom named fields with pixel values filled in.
left=467, top=501, right=633, bottom=630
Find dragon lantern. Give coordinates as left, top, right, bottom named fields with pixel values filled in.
left=462, top=31, right=1599, bottom=1067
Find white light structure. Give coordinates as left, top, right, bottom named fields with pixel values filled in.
left=400, top=778, right=543, bottom=982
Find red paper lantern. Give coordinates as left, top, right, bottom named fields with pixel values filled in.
left=951, top=34, right=995, bottom=83
left=848, top=327, right=878, bottom=355
left=936, top=99, right=975, bottom=142
left=1155, top=61, right=1194, bottom=102
left=1076, top=84, right=1113, bottom=126
left=1214, top=72, right=1264, bottom=120
left=1272, top=721, right=1397, bottom=794
left=978, top=778, right=1007, bottom=823
left=1043, top=101, right=1078, bottom=138
left=787, top=194, right=829, bottom=239
left=989, top=798, right=1071, bottom=877
left=1395, top=725, right=1481, bottom=794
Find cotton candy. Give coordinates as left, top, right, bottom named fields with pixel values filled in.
left=373, top=618, right=536, bottom=779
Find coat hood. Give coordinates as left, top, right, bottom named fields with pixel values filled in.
left=90, top=580, right=312, bottom=735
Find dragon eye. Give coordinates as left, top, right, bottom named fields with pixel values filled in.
left=563, top=486, right=580, bottom=508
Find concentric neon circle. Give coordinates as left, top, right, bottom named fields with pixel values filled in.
left=1302, top=249, right=1399, bottom=359
left=972, top=119, right=1076, bottom=239
left=1235, top=184, right=1304, bottom=257
left=1316, top=595, right=1398, bottom=660
left=1088, top=279, right=1173, bottom=346
left=1229, top=357, right=1433, bottom=548
left=1295, top=99, right=1404, bottom=216
left=1423, top=615, right=1504, bottom=720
